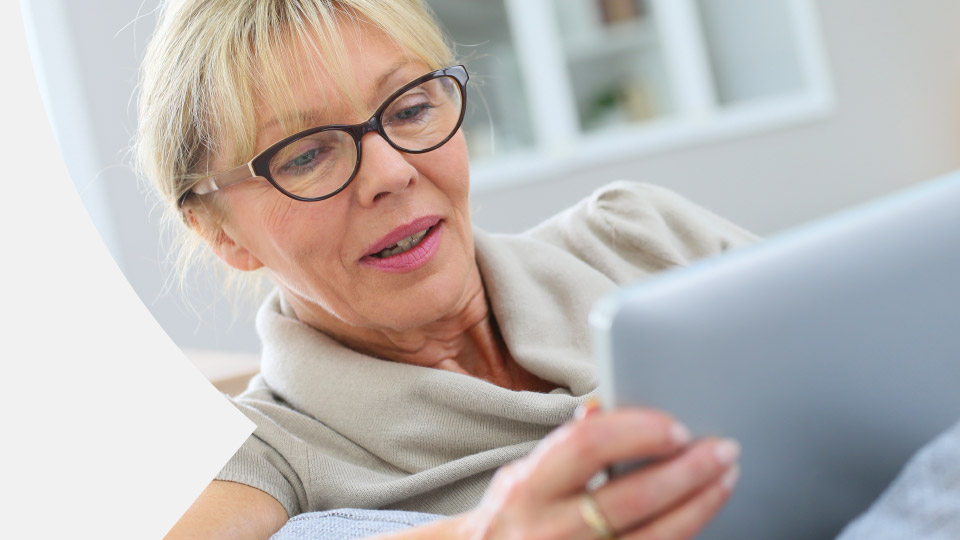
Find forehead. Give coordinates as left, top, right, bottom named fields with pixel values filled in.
left=254, top=22, right=428, bottom=141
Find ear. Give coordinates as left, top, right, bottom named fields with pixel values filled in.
left=184, top=207, right=264, bottom=272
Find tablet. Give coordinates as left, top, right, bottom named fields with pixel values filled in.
left=590, top=172, right=960, bottom=540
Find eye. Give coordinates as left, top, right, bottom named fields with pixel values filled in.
left=386, top=95, right=437, bottom=126
left=277, top=146, right=332, bottom=176
left=394, top=103, right=432, bottom=121
left=286, top=149, right=320, bottom=169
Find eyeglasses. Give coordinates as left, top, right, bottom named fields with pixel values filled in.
left=179, top=65, right=469, bottom=206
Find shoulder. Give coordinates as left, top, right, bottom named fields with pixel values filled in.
left=523, top=181, right=758, bottom=283
left=593, top=180, right=756, bottom=249
left=215, top=376, right=311, bottom=519
left=586, top=180, right=727, bottom=220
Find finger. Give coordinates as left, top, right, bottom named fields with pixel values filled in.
left=546, top=439, right=738, bottom=540
left=524, top=408, right=691, bottom=499
left=621, top=465, right=740, bottom=540
left=574, top=398, right=603, bottom=420
left=594, top=437, right=740, bottom=533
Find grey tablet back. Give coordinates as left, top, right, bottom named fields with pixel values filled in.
left=590, top=173, right=960, bottom=540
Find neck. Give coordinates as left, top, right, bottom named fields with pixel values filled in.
left=284, top=267, right=554, bottom=392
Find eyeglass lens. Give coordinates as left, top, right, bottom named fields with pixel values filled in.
left=267, top=75, right=464, bottom=200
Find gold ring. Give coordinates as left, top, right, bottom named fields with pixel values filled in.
left=579, top=492, right=616, bottom=540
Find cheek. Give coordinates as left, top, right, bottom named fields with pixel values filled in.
left=233, top=192, right=339, bottom=268
left=424, top=133, right=470, bottom=199
left=447, top=132, right=470, bottom=176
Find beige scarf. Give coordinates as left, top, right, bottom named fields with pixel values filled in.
left=219, top=182, right=756, bottom=516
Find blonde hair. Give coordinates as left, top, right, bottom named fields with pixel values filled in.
left=136, top=0, right=454, bottom=298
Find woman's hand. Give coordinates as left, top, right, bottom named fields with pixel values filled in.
left=456, top=404, right=739, bottom=540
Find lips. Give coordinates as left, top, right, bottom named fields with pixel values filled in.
left=361, top=215, right=443, bottom=265
left=359, top=217, right=443, bottom=274
left=369, top=226, right=433, bottom=258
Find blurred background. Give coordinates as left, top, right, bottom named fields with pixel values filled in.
left=23, top=0, right=960, bottom=390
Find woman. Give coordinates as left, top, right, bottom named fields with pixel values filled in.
left=139, top=1, right=750, bottom=538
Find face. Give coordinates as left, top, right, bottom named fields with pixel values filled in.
left=206, top=23, right=475, bottom=334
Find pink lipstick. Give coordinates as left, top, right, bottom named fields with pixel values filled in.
left=360, top=216, right=443, bottom=273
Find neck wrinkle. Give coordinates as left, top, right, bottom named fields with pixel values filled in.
left=282, top=261, right=551, bottom=391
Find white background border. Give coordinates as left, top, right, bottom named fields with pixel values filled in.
left=5, top=2, right=254, bottom=538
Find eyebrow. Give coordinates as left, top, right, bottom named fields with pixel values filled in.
left=374, top=60, right=412, bottom=97
left=258, top=60, right=416, bottom=134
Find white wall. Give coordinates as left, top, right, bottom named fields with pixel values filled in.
left=28, top=0, right=960, bottom=355
left=471, top=0, right=960, bottom=236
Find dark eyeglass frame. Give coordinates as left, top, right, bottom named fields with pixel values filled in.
left=179, top=64, right=469, bottom=207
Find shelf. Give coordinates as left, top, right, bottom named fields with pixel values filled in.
left=428, top=0, right=833, bottom=192
left=469, top=89, right=835, bottom=192
left=564, top=19, right=659, bottom=63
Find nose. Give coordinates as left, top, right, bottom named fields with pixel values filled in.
left=351, top=132, right=417, bottom=206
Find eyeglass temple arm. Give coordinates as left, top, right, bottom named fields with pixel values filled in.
left=192, top=163, right=257, bottom=195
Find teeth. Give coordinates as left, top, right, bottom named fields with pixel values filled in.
left=373, top=228, right=430, bottom=258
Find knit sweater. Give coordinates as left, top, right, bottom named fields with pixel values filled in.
left=215, top=181, right=757, bottom=518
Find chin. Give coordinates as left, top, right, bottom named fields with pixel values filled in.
left=375, top=266, right=473, bottom=330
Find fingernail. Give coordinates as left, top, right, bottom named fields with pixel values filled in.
left=575, top=398, right=601, bottom=420
left=714, top=439, right=741, bottom=465
left=721, top=465, right=741, bottom=491
left=671, top=422, right=692, bottom=445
